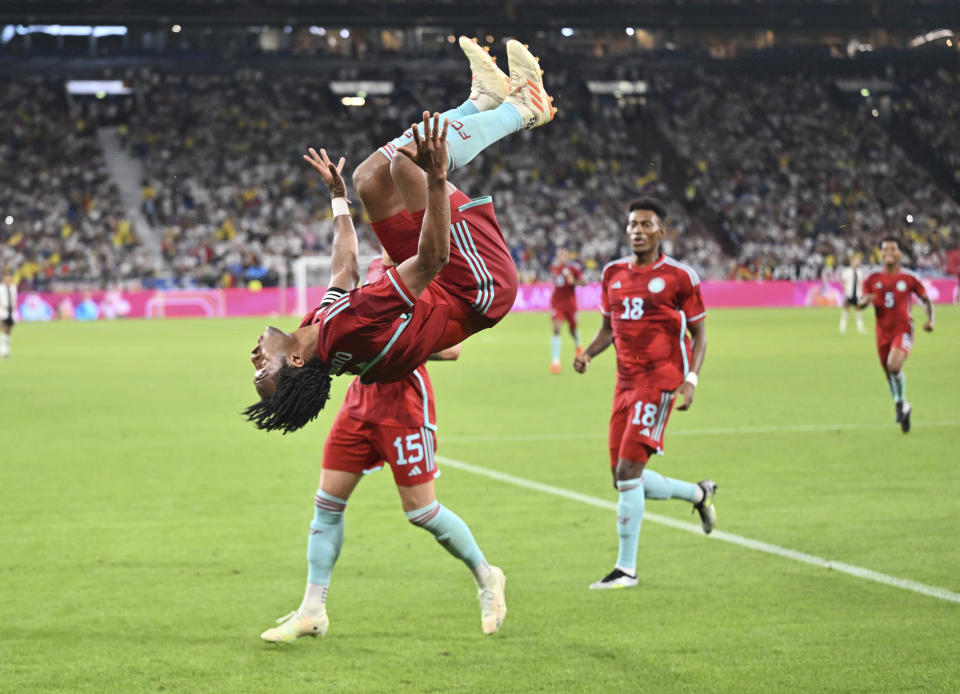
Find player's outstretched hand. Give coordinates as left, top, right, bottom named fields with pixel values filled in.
left=922, top=320, right=934, bottom=332
left=303, top=148, right=347, bottom=199
left=398, top=111, right=449, bottom=180
left=672, top=382, right=695, bottom=411
left=573, top=353, right=590, bottom=374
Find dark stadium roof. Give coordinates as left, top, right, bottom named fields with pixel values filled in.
left=2, top=0, right=959, bottom=30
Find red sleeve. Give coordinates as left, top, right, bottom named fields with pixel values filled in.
left=862, top=273, right=876, bottom=297
left=911, top=275, right=927, bottom=299
left=679, top=274, right=706, bottom=323
left=600, top=269, right=611, bottom=317
left=572, top=264, right=583, bottom=281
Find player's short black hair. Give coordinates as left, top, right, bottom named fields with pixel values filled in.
left=243, top=358, right=332, bottom=434
left=880, top=235, right=902, bottom=250
left=628, top=198, right=668, bottom=222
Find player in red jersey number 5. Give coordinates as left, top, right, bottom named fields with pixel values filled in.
left=574, top=198, right=716, bottom=590
left=858, top=236, right=934, bottom=433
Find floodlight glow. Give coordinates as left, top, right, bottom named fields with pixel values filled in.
left=4, top=216, right=13, bottom=225
left=171, top=24, right=182, bottom=33
left=561, top=27, right=574, bottom=37
left=340, top=29, right=350, bottom=38
left=626, top=28, right=635, bottom=36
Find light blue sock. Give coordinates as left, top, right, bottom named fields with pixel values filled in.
left=306, top=489, right=347, bottom=586
left=406, top=500, right=485, bottom=570
left=573, top=331, right=582, bottom=349
left=641, top=469, right=700, bottom=503
left=615, top=478, right=645, bottom=573
left=551, top=335, right=561, bottom=362
left=384, top=100, right=480, bottom=156
left=890, top=371, right=906, bottom=403
left=442, top=103, right=523, bottom=171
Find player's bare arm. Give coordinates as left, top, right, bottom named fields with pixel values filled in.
left=673, top=318, right=707, bottom=411
left=303, top=147, right=359, bottom=290
left=574, top=315, right=613, bottom=373
left=921, top=295, right=934, bottom=332
left=395, top=112, right=451, bottom=298
left=429, top=343, right=462, bottom=361
left=857, top=292, right=874, bottom=310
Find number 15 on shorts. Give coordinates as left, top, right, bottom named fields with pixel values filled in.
left=392, top=433, right=424, bottom=465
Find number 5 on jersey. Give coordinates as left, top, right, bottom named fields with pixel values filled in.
left=620, top=297, right=644, bottom=320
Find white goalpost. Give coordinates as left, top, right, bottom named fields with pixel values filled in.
left=290, top=254, right=382, bottom=317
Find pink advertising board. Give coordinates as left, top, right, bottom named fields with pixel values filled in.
left=15, top=279, right=958, bottom=321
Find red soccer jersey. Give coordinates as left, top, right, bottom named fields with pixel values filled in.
left=331, top=256, right=438, bottom=428
left=301, top=266, right=459, bottom=384
left=550, top=262, right=582, bottom=307
left=601, top=254, right=706, bottom=391
left=862, top=269, right=927, bottom=335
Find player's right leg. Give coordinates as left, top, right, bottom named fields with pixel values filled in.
left=839, top=305, right=849, bottom=334
left=0, top=323, right=10, bottom=359
left=390, top=437, right=506, bottom=634
left=261, top=417, right=373, bottom=644
left=886, top=344, right=911, bottom=433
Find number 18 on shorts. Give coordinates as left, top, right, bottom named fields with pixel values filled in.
left=608, top=385, right=675, bottom=467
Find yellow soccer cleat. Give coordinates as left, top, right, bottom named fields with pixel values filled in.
left=260, top=609, right=330, bottom=644
left=505, top=40, right=557, bottom=129
left=478, top=566, right=507, bottom=634
left=459, top=36, right=510, bottom=111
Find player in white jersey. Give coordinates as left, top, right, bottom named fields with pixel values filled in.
left=839, top=255, right=867, bottom=334
left=0, top=270, right=17, bottom=359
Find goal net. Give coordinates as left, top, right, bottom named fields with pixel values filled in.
left=290, top=254, right=381, bottom=317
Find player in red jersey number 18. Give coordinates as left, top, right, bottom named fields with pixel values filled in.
left=573, top=198, right=716, bottom=590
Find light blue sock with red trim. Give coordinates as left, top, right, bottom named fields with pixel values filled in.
left=641, top=469, right=700, bottom=503
left=381, top=103, right=523, bottom=173
left=306, top=489, right=347, bottom=586
left=380, top=101, right=478, bottom=161
left=406, top=500, right=485, bottom=573
left=614, top=477, right=645, bottom=574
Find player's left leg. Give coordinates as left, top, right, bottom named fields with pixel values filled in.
left=568, top=312, right=583, bottom=357
left=855, top=305, right=865, bottom=333
left=642, top=470, right=717, bottom=533
left=550, top=315, right=563, bottom=373
left=839, top=304, right=849, bottom=334
left=399, top=477, right=506, bottom=633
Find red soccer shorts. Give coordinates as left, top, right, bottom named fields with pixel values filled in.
left=551, top=301, right=578, bottom=330
left=370, top=190, right=518, bottom=327
left=876, top=330, right=913, bottom=366
left=608, top=384, right=676, bottom=467
left=323, top=411, right=439, bottom=487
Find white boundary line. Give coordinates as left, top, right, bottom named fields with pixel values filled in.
left=443, top=420, right=960, bottom=444
left=436, top=454, right=960, bottom=605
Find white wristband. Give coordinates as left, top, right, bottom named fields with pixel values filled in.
left=331, top=197, right=350, bottom=218
left=684, top=372, right=699, bottom=387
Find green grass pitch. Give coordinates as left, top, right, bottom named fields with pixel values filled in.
left=1, top=305, right=958, bottom=693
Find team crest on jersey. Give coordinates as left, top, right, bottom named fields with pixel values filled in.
left=875, top=282, right=882, bottom=289
left=611, top=281, right=622, bottom=289
left=648, top=277, right=666, bottom=294
left=896, top=280, right=907, bottom=292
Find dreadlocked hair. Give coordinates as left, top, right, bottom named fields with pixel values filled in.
left=243, top=358, right=332, bottom=434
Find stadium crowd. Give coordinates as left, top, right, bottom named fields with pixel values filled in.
left=2, top=58, right=959, bottom=291
left=0, top=76, right=155, bottom=290
left=654, top=70, right=960, bottom=280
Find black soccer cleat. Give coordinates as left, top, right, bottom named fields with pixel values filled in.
left=693, top=480, right=717, bottom=534
left=900, top=403, right=912, bottom=434
left=895, top=401, right=903, bottom=423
